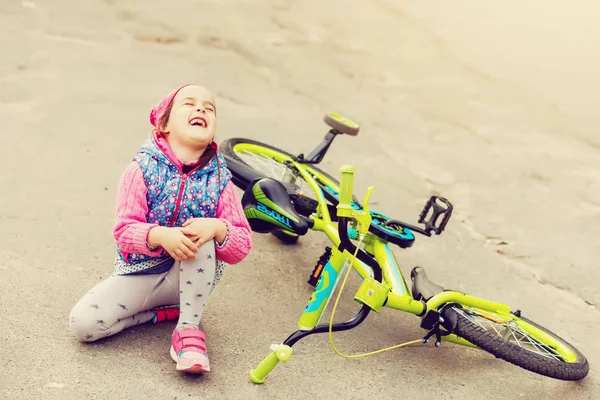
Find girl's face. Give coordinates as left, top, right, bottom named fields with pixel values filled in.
left=163, top=85, right=217, bottom=149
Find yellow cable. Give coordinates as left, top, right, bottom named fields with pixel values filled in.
left=328, top=235, right=422, bottom=358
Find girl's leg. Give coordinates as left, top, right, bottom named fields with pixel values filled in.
left=171, top=240, right=222, bottom=373
left=69, top=266, right=179, bottom=342
left=176, top=246, right=216, bottom=329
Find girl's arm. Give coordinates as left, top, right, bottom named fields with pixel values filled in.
left=215, top=181, right=253, bottom=264
left=113, top=162, right=163, bottom=258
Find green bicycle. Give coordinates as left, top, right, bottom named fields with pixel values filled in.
left=220, top=112, right=589, bottom=383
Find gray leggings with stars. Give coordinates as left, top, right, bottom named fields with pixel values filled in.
left=69, top=241, right=222, bottom=342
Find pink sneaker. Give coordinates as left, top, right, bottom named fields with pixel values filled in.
left=170, top=327, right=210, bottom=373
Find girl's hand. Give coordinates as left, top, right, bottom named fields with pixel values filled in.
left=182, top=218, right=227, bottom=246
left=148, top=226, right=199, bottom=261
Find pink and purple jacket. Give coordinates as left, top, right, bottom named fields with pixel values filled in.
left=112, top=85, right=252, bottom=274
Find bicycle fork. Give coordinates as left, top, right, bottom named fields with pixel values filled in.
left=249, top=247, right=371, bottom=384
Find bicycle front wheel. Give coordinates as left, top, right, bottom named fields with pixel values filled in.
left=442, top=305, right=589, bottom=380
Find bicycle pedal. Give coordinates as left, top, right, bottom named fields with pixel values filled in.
left=308, top=247, right=332, bottom=286
left=418, top=196, right=453, bottom=235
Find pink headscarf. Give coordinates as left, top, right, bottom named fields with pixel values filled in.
left=148, top=83, right=219, bottom=152
left=149, top=84, right=198, bottom=130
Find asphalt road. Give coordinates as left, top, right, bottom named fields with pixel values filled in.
left=1, top=1, right=598, bottom=399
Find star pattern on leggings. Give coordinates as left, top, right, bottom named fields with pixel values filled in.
left=77, top=255, right=219, bottom=337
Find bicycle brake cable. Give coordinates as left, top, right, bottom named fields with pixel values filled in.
left=328, top=234, right=422, bottom=358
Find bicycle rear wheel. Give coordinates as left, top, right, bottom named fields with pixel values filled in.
left=221, top=138, right=355, bottom=244
left=442, top=305, right=589, bottom=380
left=220, top=137, right=359, bottom=205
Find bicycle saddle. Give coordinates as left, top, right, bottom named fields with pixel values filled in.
left=241, top=178, right=310, bottom=236
left=410, top=266, right=445, bottom=301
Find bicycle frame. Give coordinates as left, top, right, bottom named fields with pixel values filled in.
left=286, top=159, right=512, bottom=345
left=230, top=139, right=587, bottom=384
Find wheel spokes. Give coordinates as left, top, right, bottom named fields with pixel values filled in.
left=235, top=150, right=316, bottom=199
left=454, top=307, right=564, bottom=362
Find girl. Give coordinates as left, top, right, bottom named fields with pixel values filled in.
left=69, top=84, right=253, bottom=374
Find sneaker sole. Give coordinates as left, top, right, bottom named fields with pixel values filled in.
left=170, top=346, right=210, bottom=373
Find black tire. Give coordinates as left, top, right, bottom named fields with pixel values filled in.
left=443, top=305, right=589, bottom=381
left=271, top=230, right=300, bottom=244
left=220, top=138, right=360, bottom=204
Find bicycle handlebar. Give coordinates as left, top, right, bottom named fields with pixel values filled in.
left=335, top=165, right=452, bottom=243
left=338, top=165, right=356, bottom=206
left=336, top=165, right=374, bottom=240
left=336, top=166, right=358, bottom=253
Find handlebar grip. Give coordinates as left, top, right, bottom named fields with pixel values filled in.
left=338, top=165, right=356, bottom=206
left=249, top=345, right=292, bottom=384
left=249, top=352, right=279, bottom=384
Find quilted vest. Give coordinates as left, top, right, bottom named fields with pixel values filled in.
left=118, top=136, right=232, bottom=264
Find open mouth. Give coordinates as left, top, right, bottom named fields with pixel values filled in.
left=189, top=117, right=207, bottom=127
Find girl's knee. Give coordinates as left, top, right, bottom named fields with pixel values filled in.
left=69, top=302, right=104, bottom=342
left=181, top=243, right=216, bottom=267
left=201, top=239, right=217, bottom=250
